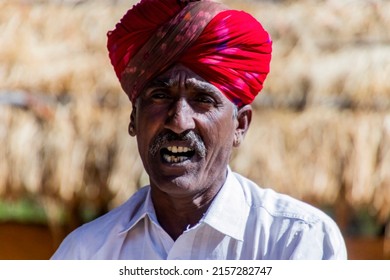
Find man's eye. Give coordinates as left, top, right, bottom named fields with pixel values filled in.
left=151, top=92, right=169, bottom=99
left=196, top=95, right=215, bottom=104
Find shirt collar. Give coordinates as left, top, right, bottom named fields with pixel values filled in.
left=119, top=166, right=250, bottom=241
left=119, top=186, right=158, bottom=234
left=200, top=166, right=250, bottom=241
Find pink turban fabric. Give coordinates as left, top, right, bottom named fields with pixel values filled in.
left=107, top=0, right=272, bottom=107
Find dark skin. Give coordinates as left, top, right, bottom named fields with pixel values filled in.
left=129, top=64, right=252, bottom=240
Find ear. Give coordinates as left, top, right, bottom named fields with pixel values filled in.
left=233, top=105, right=252, bottom=147
left=128, top=106, right=137, bottom=137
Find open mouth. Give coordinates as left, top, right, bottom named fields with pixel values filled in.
left=160, top=145, right=196, bottom=164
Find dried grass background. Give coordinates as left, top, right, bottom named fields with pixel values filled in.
left=1, top=0, right=390, bottom=229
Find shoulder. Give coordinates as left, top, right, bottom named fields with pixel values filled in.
left=232, top=172, right=347, bottom=259
left=51, top=186, right=150, bottom=259
left=234, top=171, right=331, bottom=224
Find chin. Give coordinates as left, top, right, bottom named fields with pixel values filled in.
left=150, top=172, right=203, bottom=197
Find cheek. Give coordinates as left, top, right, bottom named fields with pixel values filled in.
left=136, top=133, right=148, bottom=161
left=135, top=120, right=157, bottom=158
left=136, top=106, right=167, bottom=140
left=203, top=114, right=236, bottom=149
left=138, top=109, right=164, bottom=128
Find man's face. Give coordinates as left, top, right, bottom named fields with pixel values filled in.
left=131, top=64, right=241, bottom=198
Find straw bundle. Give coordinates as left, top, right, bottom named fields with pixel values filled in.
left=1, top=0, right=390, bottom=227
left=0, top=93, right=143, bottom=224
left=231, top=109, right=390, bottom=223
left=1, top=0, right=389, bottom=105
left=0, top=0, right=128, bottom=97
left=240, top=0, right=390, bottom=110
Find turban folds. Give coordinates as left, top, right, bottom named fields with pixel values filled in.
left=107, top=0, right=272, bottom=106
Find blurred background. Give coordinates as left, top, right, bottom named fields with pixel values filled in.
left=0, top=0, right=389, bottom=259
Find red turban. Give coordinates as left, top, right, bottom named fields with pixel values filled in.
left=107, top=0, right=272, bottom=107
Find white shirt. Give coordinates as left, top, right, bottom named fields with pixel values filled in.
left=51, top=168, right=347, bottom=260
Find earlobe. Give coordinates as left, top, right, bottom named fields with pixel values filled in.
left=128, top=106, right=137, bottom=137
left=233, top=134, right=241, bottom=147
left=233, top=105, right=252, bottom=147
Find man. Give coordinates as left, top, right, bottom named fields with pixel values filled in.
left=51, top=0, right=347, bottom=259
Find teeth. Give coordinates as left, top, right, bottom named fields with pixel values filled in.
left=166, top=146, right=192, bottom=154
left=163, top=154, right=189, bottom=163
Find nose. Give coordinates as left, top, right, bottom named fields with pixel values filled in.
left=165, top=98, right=195, bottom=134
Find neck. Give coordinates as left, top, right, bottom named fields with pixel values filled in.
left=150, top=177, right=225, bottom=241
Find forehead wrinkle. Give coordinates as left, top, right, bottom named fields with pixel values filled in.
left=147, top=77, right=171, bottom=88
left=147, top=66, right=221, bottom=96
left=147, top=74, right=180, bottom=90
left=148, top=74, right=211, bottom=92
left=185, top=78, right=220, bottom=94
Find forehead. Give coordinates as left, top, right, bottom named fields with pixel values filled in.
left=157, top=64, right=205, bottom=82
left=145, top=64, right=224, bottom=96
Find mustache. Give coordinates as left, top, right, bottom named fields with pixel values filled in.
left=149, top=130, right=207, bottom=158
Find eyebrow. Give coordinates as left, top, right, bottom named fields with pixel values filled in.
left=188, top=80, right=226, bottom=100
left=147, top=78, right=171, bottom=89
left=146, top=76, right=222, bottom=99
